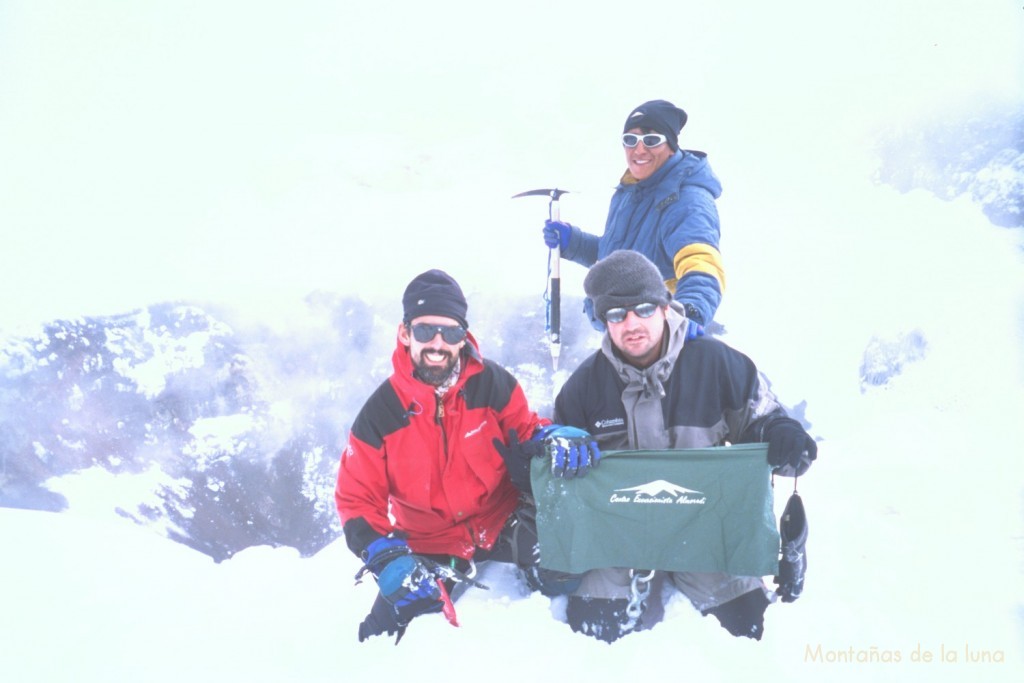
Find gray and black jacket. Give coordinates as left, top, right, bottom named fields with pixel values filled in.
left=553, top=304, right=786, bottom=454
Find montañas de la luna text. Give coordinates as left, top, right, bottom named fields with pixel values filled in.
left=805, top=643, right=1005, bottom=664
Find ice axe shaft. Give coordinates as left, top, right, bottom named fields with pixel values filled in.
left=512, top=188, right=568, bottom=370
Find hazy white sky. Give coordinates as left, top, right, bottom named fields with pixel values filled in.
left=1, top=0, right=1021, bottom=332
left=1, top=7, right=1022, bottom=677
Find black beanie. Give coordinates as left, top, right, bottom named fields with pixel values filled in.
left=584, top=250, right=671, bottom=321
left=402, top=269, right=469, bottom=329
left=623, top=99, right=688, bottom=152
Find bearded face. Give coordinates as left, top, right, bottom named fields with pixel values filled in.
left=411, top=345, right=458, bottom=386
left=397, top=316, right=467, bottom=387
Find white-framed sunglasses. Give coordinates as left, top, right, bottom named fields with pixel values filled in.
left=622, top=133, right=667, bottom=148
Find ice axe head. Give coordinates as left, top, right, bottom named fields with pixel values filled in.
left=512, top=188, right=569, bottom=201
left=512, top=188, right=569, bottom=220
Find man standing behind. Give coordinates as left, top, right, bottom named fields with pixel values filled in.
left=542, top=99, right=725, bottom=330
left=336, top=269, right=595, bottom=642
left=550, top=250, right=817, bottom=643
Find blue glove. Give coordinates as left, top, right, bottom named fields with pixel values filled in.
left=542, top=220, right=572, bottom=251
left=361, top=535, right=412, bottom=576
left=360, top=536, right=444, bottom=628
left=684, top=319, right=705, bottom=340
left=534, top=424, right=601, bottom=479
left=682, top=303, right=706, bottom=340
left=377, top=554, right=445, bottom=626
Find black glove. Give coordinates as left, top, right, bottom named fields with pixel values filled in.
left=762, top=417, right=817, bottom=477
left=358, top=592, right=406, bottom=643
left=493, top=429, right=545, bottom=491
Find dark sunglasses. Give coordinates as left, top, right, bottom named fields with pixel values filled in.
left=409, top=322, right=467, bottom=344
left=603, top=302, right=660, bottom=324
left=622, top=133, right=667, bottom=148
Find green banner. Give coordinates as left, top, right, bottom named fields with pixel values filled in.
left=531, top=444, right=779, bottom=576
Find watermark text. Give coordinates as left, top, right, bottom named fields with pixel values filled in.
left=805, top=642, right=1006, bottom=665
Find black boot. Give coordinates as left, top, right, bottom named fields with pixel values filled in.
left=775, top=492, right=808, bottom=602
left=565, top=570, right=666, bottom=643
left=566, top=596, right=637, bottom=643
left=523, top=565, right=583, bottom=596
left=702, top=589, right=770, bottom=640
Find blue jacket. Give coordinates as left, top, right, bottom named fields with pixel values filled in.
left=563, top=150, right=725, bottom=325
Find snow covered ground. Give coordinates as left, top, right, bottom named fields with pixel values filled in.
left=3, top=375, right=1022, bottom=683
left=2, top=1, right=1022, bottom=681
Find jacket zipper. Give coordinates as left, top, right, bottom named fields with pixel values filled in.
left=435, top=392, right=449, bottom=455
left=437, top=391, right=478, bottom=544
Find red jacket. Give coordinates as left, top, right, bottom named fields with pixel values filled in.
left=335, top=332, right=545, bottom=559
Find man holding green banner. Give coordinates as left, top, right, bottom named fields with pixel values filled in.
left=540, top=250, right=817, bottom=643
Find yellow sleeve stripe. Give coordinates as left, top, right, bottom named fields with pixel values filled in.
left=669, top=243, right=726, bottom=292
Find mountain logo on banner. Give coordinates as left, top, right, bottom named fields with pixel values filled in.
left=610, top=479, right=707, bottom=506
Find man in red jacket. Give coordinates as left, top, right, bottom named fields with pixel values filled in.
left=336, top=269, right=599, bottom=642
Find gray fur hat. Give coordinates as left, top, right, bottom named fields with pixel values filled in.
left=584, top=250, right=671, bottom=321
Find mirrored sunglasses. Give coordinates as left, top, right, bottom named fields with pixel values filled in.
left=603, top=302, right=660, bottom=324
left=409, top=323, right=467, bottom=344
left=622, top=133, right=668, bottom=148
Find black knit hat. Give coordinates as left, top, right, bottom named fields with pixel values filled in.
left=584, top=250, right=671, bottom=321
left=623, top=99, right=688, bottom=152
left=402, top=269, right=469, bottom=329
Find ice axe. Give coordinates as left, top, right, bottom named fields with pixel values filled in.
left=512, top=188, right=569, bottom=370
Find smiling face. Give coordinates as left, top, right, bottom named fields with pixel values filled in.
left=398, top=314, right=466, bottom=386
left=624, top=127, right=674, bottom=181
left=606, top=304, right=668, bottom=368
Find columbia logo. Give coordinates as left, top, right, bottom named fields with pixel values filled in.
left=594, top=417, right=625, bottom=430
